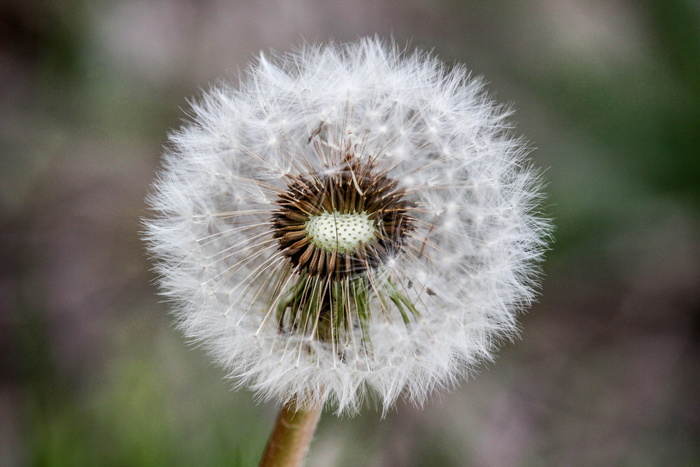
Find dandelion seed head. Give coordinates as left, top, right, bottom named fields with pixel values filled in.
left=143, top=37, right=550, bottom=415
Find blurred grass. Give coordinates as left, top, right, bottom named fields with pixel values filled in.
left=25, top=320, right=269, bottom=467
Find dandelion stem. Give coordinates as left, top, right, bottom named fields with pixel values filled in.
left=259, top=401, right=322, bottom=467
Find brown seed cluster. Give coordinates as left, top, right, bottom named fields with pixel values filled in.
left=272, top=156, right=415, bottom=278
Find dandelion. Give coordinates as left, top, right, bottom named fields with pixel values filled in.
left=144, top=37, right=549, bottom=465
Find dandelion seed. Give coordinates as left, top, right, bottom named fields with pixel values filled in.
left=143, top=37, right=549, bottom=419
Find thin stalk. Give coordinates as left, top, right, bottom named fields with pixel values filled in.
left=259, top=401, right=322, bottom=467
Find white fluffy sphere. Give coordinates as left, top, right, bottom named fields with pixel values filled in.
left=144, top=37, right=549, bottom=414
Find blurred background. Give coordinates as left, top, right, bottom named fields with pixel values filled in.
left=1, top=0, right=698, bottom=465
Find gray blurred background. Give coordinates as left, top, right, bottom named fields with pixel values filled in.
left=2, top=1, right=698, bottom=465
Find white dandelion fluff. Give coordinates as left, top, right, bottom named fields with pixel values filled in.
left=144, top=37, right=549, bottom=415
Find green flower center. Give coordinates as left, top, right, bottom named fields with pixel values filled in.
left=271, top=157, right=415, bottom=278
left=305, top=211, right=376, bottom=254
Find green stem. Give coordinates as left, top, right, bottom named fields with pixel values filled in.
left=259, top=401, right=322, bottom=467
